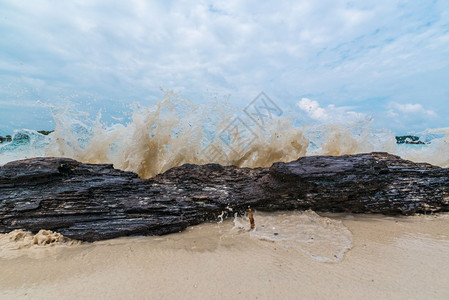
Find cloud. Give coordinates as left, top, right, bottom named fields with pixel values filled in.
left=297, top=98, right=328, bottom=121
left=389, top=103, right=437, bottom=117
left=297, top=98, right=366, bottom=123
left=379, top=101, right=442, bottom=133
left=0, top=0, right=448, bottom=132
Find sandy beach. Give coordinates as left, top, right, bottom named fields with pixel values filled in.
left=1, top=211, right=448, bottom=300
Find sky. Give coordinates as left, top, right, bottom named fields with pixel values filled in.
left=1, top=0, right=448, bottom=135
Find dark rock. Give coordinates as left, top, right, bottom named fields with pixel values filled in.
left=396, top=135, right=426, bottom=144
left=1, top=153, right=448, bottom=241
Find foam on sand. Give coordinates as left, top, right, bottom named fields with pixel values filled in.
left=0, top=229, right=81, bottom=259
left=233, top=210, right=352, bottom=263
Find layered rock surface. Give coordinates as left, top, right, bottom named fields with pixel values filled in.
left=1, top=153, right=448, bottom=241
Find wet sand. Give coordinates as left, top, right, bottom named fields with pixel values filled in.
left=1, top=212, right=448, bottom=299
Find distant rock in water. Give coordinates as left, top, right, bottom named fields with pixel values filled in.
left=0, top=153, right=448, bottom=241
left=37, top=130, right=54, bottom=136
left=396, top=135, right=425, bottom=144
left=0, top=135, right=12, bottom=143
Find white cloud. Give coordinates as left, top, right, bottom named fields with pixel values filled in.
left=297, top=98, right=328, bottom=121
left=378, top=102, right=441, bottom=133
left=390, top=103, right=437, bottom=117
left=387, top=109, right=399, bottom=117
left=0, top=0, right=448, bottom=132
left=297, top=98, right=366, bottom=123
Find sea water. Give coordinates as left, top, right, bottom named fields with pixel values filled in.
left=1, top=90, right=448, bottom=176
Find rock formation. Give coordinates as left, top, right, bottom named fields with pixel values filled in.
left=1, top=152, right=448, bottom=241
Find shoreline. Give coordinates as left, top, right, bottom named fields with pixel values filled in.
left=1, top=211, right=448, bottom=299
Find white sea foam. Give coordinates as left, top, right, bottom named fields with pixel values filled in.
left=0, top=229, right=81, bottom=258
left=1, top=90, right=448, bottom=175
left=233, top=210, right=353, bottom=263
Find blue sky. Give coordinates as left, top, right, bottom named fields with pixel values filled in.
left=1, top=0, right=448, bottom=135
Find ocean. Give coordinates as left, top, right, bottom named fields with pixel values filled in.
left=1, top=93, right=448, bottom=176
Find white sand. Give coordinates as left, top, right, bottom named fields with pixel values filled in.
left=1, top=211, right=448, bottom=299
